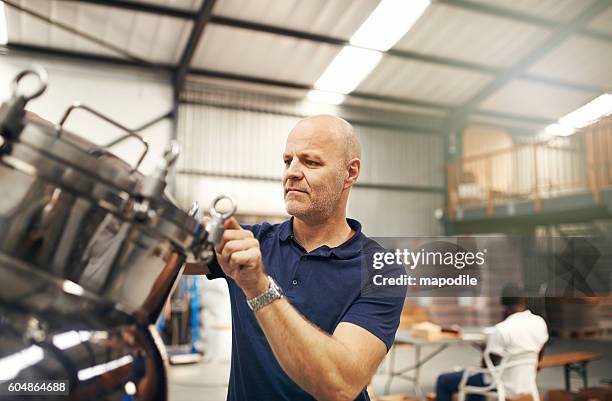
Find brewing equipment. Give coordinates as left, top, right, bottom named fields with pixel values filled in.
left=0, top=68, right=232, bottom=400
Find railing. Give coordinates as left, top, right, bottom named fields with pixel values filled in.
left=447, top=115, right=612, bottom=221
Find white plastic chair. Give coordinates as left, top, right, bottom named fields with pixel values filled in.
left=457, top=350, right=540, bottom=401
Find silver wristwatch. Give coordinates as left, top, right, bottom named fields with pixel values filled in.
left=247, top=275, right=284, bottom=312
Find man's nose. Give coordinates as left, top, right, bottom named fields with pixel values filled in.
left=283, top=159, right=304, bottom=181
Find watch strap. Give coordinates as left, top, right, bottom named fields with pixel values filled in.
left=246, top=275, right=283, bottom=312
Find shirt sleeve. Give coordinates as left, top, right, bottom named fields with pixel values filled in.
left=204, top=253, right=226, bottom=280
left=339, top=240, right=408, bottom=351
left=339, top=294, right=405, bottom=351
left=486, top=325, right=506, bottom=356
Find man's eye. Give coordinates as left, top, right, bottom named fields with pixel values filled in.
left=306, top=160, right=320, bottom=166
left=283, top=159, right=291, bottom=165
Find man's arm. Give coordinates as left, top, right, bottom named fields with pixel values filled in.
left=216, top=217, right=387, bottom=401
left=536, top=344, right=547, bottom=371
left=484, top=327, right=504, bottom=367
left=255, top=297, right=386, bottom=401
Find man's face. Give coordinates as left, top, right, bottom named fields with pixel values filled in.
left=282, top=121, right=347, bottom=220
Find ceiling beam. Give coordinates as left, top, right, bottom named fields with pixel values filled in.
left=388, top=48, right=497, bottom=74
left=350, top=91, right=453, bottom=112
left=520, top=74, right=604, bottom=94
left=3, top=0, right=150, bottom=63
left=190, top=68, right=453, bottom=112
left=389, top=48, right=601, bottom=93
left=451, top=0, right=612, bottom=123
left=581, top=29, right=612, bottom=43
left=174, top=0, right=218, bottom=98
left=435, top=0, right=612, bottom=44
left=69, top=0, right=197, bottom=19
left=463, top=120, right=539, bottom=136
left=179, top=100, right=445, bottom=136
left=190, top=68, right=563, bottom=126
left=472, top=109, right=555, bottom=126
left=210, top=15, right=346, bottom=46
left=191, top=68, right=312, bottom=91
left=209, top=15, right=603, bottom=94
left=435, top=0, right=558, bottom=28
left=3, top=42, right=173, bottom=71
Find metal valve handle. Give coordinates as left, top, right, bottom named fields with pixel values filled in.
left=162, top=140, right=180, bottom=168
left=188, top=195, right=237, bottom=263
left=206, top=195, right=237, bottom=246
left=1, top=67, right=48, bottom=143
left=56, top=103, right=150, bottom=172
left=209, top=195, right=237, bottom=220
left=11, top=67, right=48, bottom=102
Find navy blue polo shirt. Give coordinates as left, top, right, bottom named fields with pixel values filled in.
left=206, top=217, right=406, bottom=401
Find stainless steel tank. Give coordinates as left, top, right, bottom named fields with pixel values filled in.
left=0, top=68, right=229, bottom=400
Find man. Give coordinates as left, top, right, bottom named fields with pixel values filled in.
left=435, top=284, right=549, bottom=401
left=186, top=115, right=406, bottom=401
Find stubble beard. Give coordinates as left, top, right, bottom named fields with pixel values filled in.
left=285, top=171, right=345, bottom=223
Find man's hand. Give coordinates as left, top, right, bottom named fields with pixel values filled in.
left=216, top=217, right=268, bottom=299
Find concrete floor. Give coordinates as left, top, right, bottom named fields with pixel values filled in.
left=168, top=336, right=611, bottom=401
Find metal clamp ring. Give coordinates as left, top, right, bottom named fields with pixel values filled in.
left=209, top=195, right=237, bottom=220
left=11, top=67, right=48, bottom=101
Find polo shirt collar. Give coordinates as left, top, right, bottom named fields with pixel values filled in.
left=279, top=218, right=293, bottom=242
left=279, top=217, right=364, bottom=259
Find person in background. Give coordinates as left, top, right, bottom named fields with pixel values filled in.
left=435, top=283, right=549, bottom=401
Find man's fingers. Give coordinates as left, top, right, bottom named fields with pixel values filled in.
left=224, top=217, right=241, bottom=230
left=216, top=227, right=253, bottom=253
left=221, top=238, right=259, bottom=261
left=229, top=248, right=260, bottom=268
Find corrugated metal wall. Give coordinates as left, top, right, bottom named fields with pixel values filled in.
left=176, top=82, right=444, bottom=235
left=358, top=126, right=443, bottom=188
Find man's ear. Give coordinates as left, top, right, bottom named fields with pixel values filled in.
left=344, top=158, right=361, bottom=189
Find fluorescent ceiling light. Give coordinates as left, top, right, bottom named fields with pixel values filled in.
left=314, top=46, right=382, bottom=95
left=307, top=89, right=345, bottom=105
left=0, top=1, right=8, bottom=45
left=307, top=0, right=429, bottom=105
left=62, top=280, right=84, bottom=296
left=0, top=345, right=44, bottom=381
left=558, top=93, right=612, bottom=129
left=350, top=0, right=430, bottom=51
left=78, top=355, right=133, bottom=381
left=544, top=123, right=575, bottom=137
left=53, top=330, right=93, bottom=350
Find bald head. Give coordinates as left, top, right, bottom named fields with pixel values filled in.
left=294, top=114, right=361, bottom=163
left=283, top=114, right=362, bottom=221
